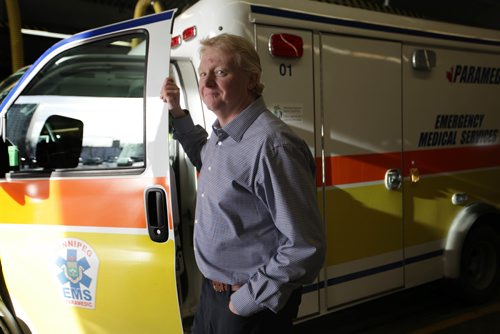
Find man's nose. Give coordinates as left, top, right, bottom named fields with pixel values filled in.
left=204, top=72, right=216, bottom=87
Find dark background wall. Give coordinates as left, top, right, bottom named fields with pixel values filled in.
left=1, top=0, right=500, bottom=81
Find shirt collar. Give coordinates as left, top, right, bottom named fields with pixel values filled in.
left=211, top=97, right=266, bottom=143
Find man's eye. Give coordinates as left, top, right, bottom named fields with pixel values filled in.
left=199, top=72, right=207, bottom=78
left=215, top=70, right=226, bottom=77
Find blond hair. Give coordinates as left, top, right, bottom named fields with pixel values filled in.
left=200, top=34, right=264, bottom=96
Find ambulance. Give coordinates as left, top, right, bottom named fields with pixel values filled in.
left=1, top=0, right=500, bottom=332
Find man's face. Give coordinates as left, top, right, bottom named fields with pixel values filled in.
left=198, top=46, right=256, bottom=121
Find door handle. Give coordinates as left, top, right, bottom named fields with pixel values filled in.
left=145, top=187, right=169, bottom=243
left=384, top=169, right=402, bottom=191
left=410, top=167, right=420, bottom=183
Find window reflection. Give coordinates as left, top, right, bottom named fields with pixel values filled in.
left=6, top=33, right=147, bottom=171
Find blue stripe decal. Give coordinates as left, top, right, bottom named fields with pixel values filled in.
left=250, top=5, right=500, bottom=47
left=302, top=249, right=444, bottom=293
left=0, top=10, right=174, bottom=111
left=66, top=10, right=174, bottom=45
left=404, top=249, right=444, bottom=265
left=327, top=260, right=403, bottom=287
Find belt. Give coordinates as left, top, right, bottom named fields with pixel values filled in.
left=210, top=280, right=242, bottom=293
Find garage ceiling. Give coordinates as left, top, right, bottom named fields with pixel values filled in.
left=1, top=0, right=500, bottom=79
left=2, top=0, right=500, bottom=34
left=2, top=0, right=196, bottom=35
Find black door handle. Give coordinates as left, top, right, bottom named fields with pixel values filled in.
left=145, top=187, right=169, bottom=243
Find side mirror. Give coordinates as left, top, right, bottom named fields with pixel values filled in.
left=36, top=115, right=83, bottom=169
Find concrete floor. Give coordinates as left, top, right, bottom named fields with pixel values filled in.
left=293, top=281, right=500, bottom=333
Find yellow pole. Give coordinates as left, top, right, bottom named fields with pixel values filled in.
left=134, top=0, right=164, bottom=18
left=132, top=0, right=165, bottom=48
left=133, top=0, right=150, bottom=18
left=5, top=0, right=24, bottom=72
left=152, top=1, right=165, bottom=13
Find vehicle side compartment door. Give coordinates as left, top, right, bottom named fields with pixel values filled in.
left=320, top=34, right=404, bottom=308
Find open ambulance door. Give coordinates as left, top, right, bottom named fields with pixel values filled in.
left=0, top=10, right=184, bottom=333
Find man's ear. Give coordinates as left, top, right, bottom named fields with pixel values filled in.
left=247, top=72, right=259, bottom=91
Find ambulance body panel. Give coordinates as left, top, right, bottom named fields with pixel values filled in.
left=169, top=0, right=500, bottom=319
left=402, top=44, right=500, bottom=288
left=1, top=0, right=500, bottom=332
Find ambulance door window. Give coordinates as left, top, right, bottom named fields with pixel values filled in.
left=5, top=32, right=147, bottom=172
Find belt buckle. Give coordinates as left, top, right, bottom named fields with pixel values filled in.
left=212, top=281, right=227, bottom=292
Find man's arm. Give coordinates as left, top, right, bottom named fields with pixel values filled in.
left=161, top=77, right=207, bottom=170
left=172, top=115, right=207, bottom=170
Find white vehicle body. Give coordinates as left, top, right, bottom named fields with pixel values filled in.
left=170, top=0, right=500, bottom=319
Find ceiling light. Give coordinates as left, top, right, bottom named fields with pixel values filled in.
left=21, top=28, right=71, bottom=39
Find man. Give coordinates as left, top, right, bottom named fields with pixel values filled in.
left=160, top=33, right=325, bottom=334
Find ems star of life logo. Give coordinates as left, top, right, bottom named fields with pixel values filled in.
left=55, top=238, right=99, bottom=309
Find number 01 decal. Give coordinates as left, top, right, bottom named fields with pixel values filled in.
left=279, top=64, right=292, bottom=76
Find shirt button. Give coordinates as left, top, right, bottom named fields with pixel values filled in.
left=194, top=219, right=198, bottom=224
left=208, top=166, right=212, bottom=171
left=218, top=141, right=222, bottom=146
left=201, top=192, right=205, bottom=197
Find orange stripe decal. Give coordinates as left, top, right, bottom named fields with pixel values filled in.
left=0, top=177, right=171, bottom=229
left=317, top=144, right=500, bottom=187
left=317, top=152, right=401, bottom=187
left=403, top=145, right=500, bottom=176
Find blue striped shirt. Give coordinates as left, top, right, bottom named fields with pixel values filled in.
left=172, top=97, right=325, bottom=316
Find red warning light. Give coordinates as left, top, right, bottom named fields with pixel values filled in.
left=269, top=33, right=303, bottom=58
left=171, top=35, right=181, bottom=48
left=182, top=26, right=197, bottom=42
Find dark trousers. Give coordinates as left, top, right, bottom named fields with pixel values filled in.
left=192, top=278, right=302, bottom=334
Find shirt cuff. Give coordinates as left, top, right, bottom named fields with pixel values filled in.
left=230, top=285, right=263, bottom=317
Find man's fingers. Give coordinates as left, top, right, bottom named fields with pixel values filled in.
left=160, top=77, right=178, bottom=102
